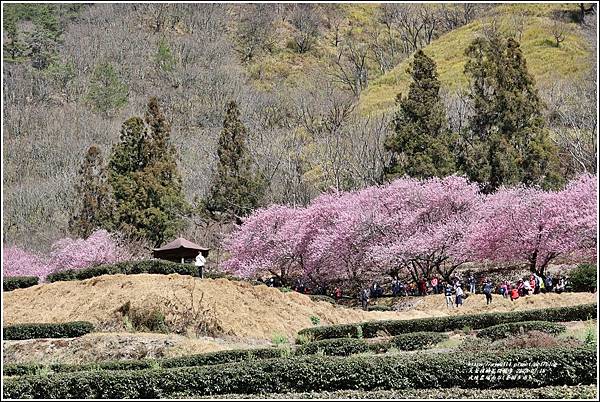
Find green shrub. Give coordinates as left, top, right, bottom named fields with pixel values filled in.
left=308, top=295, right=336, bottom=304
left=310, top=316, right=321, bottom=326
left=46, top=260, right=199, bottom=283
left=297, top=303, right=597, bottom=341
left=569, top=264, right=597, bottom=292
left=4, top=348, right=285, bottom=377
left=295, top=338, right=370, bottom=356
left=389, top=332, right=449, bottom=350
left=3, top=276, right=39, bottom=291
left=477, top=321, right=566, bottom=341
left=3, top=321, right=94, bottom=340
left=3, top=347, right=595, bottom=398
left=368, top=305, right=392, bottom=311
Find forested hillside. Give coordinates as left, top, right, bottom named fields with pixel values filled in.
left=2, top=3, right=597, bottom=254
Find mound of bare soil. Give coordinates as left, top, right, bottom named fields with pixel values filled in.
left=3, top=274, right=595, bottom=341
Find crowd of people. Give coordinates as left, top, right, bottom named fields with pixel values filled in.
left=263, top=272, right=572, bottom=311
left=357, top=273, right=572, bottom=310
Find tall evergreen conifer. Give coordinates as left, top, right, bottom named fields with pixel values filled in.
left=108, top=97, right=188, bottom=246
left=460, top=34, right=562, bottom=193
left=69, top=145, right=114, bottom=238
left=384, top=50, right=455, bottom=180
left=204, top=101, right=264, bottom=223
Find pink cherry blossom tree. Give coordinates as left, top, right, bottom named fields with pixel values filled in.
left=2, top=246, right=53, bottom=280
left=467, top=174, right=597, bottom=277
left=221, top=205, right=302, bottom=283
left=48, top=229, right=131, bottom=273
left=368, top=176, right=482, bottom=281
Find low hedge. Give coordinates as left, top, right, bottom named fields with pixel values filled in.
left=3, top=347, right=595, bottom=398
left=367, top=305, right=392, bottom=312
left=297, top=303, right=597, bottom=341
left=3, top=321, right=94, bottom=340
left=3, top=276, right=39, bottom=291
left=206, top=386, right=599, bottom=400
left=46, top=260, right=199, bottom=283
left=388, top=331, right=449, bottom=351
left=3, top=347, right=285, bottom=377
left=477, top=321, right=566, bottom=341
left=295, top=338, right=370, bottom=356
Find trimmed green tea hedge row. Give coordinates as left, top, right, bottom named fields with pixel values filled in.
left=3, top=347, right=285, bottom=377
left=3, top=276, right=39, bottom=291
left=477, top=321, right=566, bottom=341
left=206, top=385, right=599, bottom=400
left=367, top=305, right=392, bottom=312
left=298, top=303, right=597, bottom=341
left=3, top=321, right=94, bottom=340
left=3, top=347, right=595, bottom=398
left=295, top=338, right=370, bottom=356
left=387, top=331, right=449, bottom=351
left=296, top=332, right=448, bottom=356
left=46, top=260, right=199, bottom=282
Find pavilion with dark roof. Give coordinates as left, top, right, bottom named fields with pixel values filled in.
left=152, top=237, right=210, bottom=264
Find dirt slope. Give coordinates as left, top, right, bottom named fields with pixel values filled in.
left=3, top=274, right=596, bottom=341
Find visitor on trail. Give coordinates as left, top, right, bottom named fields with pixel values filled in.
left=418, top=277, right=427, bottom=296
left=391, top=278, right=400, bottom=296
left=334, top=286, right=342, bottom=299
left=444, top=283, right=454, bottom=308
left=524, top=279, right=532, bottom=295
left=483, top=279, right=493, bottom=305
left=530, top=275, right=537, bottom=295
left=371, top=282, right=383, bottom=298
left=455, top=284, right=464, bottom=307
left=517, top=280, right=525, bottom=297
left=499, top=281, right=508, bottom=298
left=431, top=276, right=439, bottom=294
left=194, top=253, right=205, bottom=278
left=544, top=276, right=553, bottom=292
left=510, top=286, right=520, bottom=301
left=400, top=282, right=407, bottom=297
left=555, top=276, right=566, bottom=293
left=468, top=274, right=476, bottom=294
left=360, top=288, right=370, bottom=310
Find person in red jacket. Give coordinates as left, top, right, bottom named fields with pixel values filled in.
left=510, top=286, right=520, bottom=301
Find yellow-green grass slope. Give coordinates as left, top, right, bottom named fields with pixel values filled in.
left=358, top=5, right=592, bottom=115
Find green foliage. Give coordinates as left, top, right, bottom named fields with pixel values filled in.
left=388, top=331, right=449, bottom=351
left=308, top=295, right=336, bottom=304
left=69, top=145, right=115, bottom=238
left=459, top=34, right=562, bottom=193
left=203, top=101, right=265, bottom=222
left=108, top=97, right=189, bottom=246
left=3, top=347, right=595, bottom=398
left=155, top=38, right=176, bottom=72
left=298, top=303, right=597, bottom=341
left=205, top=385, right=600, bottom=399
left=46, top=260, right=200, bottom=283
left=3, top=276, right=39, bottom=291
left=3, top=321, right=94, bottom=340
left=477, top=321, right=566, bottom=341
left=85, top=62, right=129, bottom=116
left=569, top=264, right=597, bottom=292
left=45, top=60, right=76, bottom=95
left=271, top=333, right=289, bottom=347
left=384, top=50, right=455, bottom=180
left=310, top=316, right=321, bottom=326
left=4, top=348, right=284, bottom=377
left=295, top=338, right=370, bottom=356
left=584, top=321, right=596, bottom=346
left=367, top=305, right=392, bottom=312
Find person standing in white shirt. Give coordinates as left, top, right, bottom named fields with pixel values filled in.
left=195, top=253, right=206, bottom=278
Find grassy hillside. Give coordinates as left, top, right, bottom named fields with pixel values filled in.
left=358, top=12, right=592, bottom=114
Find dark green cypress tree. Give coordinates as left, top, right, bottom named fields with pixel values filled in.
left=459, top=34, right=562, bottom=193
left=69, top=145, right=115, bottom=238
left=384, top=50, right=455, bottom=181
left=204, top=101, right=264, bottom=223
left=108, top=97, right=188, bottom=246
